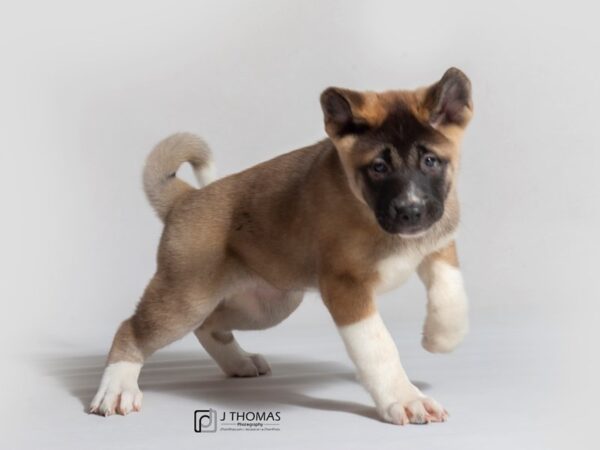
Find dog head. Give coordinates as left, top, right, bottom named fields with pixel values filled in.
left=320, top=68, right=473, bottom=236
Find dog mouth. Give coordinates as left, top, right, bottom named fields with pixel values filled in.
left=375, top=212, right=435, bottom=237
left=378, top=221, right=430, bottom=236
left=395, top=227, right=429, bottom=238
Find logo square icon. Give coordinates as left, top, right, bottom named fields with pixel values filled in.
left=194, top=409, right=217, bottom=432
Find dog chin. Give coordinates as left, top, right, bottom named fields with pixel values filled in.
left=376, top=218, right=431, bottom=237
left=396, top=229, right=428, bottom=239
left=378, top=223, right=429, bottom=238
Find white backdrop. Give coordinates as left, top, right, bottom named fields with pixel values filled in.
left=1, top=1, right=599, bottom=449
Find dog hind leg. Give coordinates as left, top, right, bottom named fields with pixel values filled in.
left=89, top=274, right=221, bottom=416
left=195, top=287, right=303, bottom=377
left=194, top=329, right=271, bottom=376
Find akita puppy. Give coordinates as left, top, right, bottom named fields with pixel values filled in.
left=90, top=68, right=473, bottom=425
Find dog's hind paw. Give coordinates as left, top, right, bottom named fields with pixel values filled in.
left=223, top=353, right=271, bottom=377
left=89, top=362, right=143, bottom=416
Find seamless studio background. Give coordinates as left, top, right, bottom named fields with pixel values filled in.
left=1, top=1, right=598, bottom=449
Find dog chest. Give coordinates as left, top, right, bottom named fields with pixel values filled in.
left=374, top=252, right=423, bottom=294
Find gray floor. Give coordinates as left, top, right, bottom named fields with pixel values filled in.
left=4, top=300, right=575, bottom=450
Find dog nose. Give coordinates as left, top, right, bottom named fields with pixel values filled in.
left=394, top=203, right=423, bottom=226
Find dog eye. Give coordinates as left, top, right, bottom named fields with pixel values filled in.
left=421, top=153, right=439, bottom=170
left=370, top=159, right=389, bottom=174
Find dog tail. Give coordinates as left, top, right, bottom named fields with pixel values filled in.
left=143, top=132, right=215, bottom=221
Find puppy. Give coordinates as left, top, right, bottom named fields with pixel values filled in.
left=90, top=68, right=473, bottom=425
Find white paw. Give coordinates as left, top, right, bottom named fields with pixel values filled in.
left=422, top=309, right=468, bottom=353
left=89, top=362, right=143, bottom=416
left=384, top=396, right=448, bottom=425
left=222, top=353, right=271, bottom=377
left=422, top=262, right=469, bottom=353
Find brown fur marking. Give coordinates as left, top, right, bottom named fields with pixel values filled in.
left=422, top=241, right=460, bottom=269
left=320, top=274, right=377, bottom=326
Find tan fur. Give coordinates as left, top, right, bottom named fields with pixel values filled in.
left=420, top=240, right=460, bottom=270
left=354, top=91, right=388, bottom=127
left=93, top=68, right=473, bottom=420
left=210, top=330, right=234, bottom=344
left=143, top=132, right=213, bottom=221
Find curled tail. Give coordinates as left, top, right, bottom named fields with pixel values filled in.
left=143, top=132, right=215, bottom=221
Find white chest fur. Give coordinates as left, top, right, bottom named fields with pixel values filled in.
left=374, top=252, right=424, bottom=294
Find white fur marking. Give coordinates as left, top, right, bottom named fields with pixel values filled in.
left=89, top=362, right=142, bottom=416
left=338, top=313, right=448, bottom=424
left=405, top=181, right=423, bottom=204
left=339, top=314, right=418, bottom=415
left=375, top=252, right=423, bottom=293
left=194, top=160, right=216, bottom=187
left=421, top=261, right=469, bottom=353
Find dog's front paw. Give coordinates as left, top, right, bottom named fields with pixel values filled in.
left=222, top=353, right=271, bottom=377
left=384, top=396, right=448, bottom=425
left=422, top=308, right=468, bottom=353
left=89, top=362, right=143, bottom=416
left=422, top=293, right=469, bottom=353
left=376, top=384, right=448, bottom=425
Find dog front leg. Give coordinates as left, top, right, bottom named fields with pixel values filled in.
left=417, top=241, right=469, bottom=353
left=321, top=276, right=447, bottom=425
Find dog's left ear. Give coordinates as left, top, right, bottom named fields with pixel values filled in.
left=320, top=87, right=370, bottom=138
left=424, top=67, right=473, bottom=128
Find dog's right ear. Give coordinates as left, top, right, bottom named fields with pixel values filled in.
left=423, top=67, right=473, bottom=129
left=320, top=88, right=371, bottom=138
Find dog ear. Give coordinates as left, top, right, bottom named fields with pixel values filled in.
left=320, top=87, right=370, bottom=138
left=424, top=68, right=473, bottom=128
